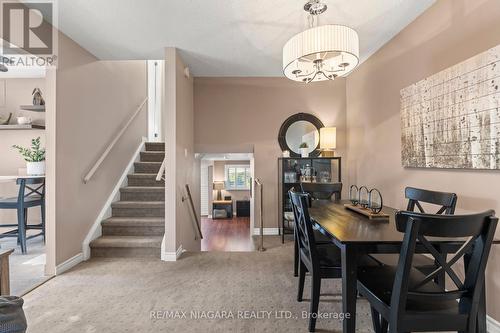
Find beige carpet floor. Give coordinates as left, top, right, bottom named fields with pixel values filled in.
left=23, top=237, right=374, bottom=332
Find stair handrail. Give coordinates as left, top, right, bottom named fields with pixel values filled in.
left=156, top=156, right=166, bottom=181
left=183, top=184, right=203, bottom=240
left=254, top=178, right=265, bottom=252
left=83, top=97, right=148, bottom=184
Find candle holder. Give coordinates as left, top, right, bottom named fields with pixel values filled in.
left=349, top=185, right=359, bottom=206
left=368, top=188, right=383, bottom=214
left=358, top=186, right=370, bottom=208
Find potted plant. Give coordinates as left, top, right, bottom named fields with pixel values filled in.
left=12, top=137, right=46, bottom=175
left=299, top=142, right=309, bottom=158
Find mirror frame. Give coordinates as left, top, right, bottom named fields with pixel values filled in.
left=278, top=112, right=324, bottom=158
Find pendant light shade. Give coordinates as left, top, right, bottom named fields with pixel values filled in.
left=283, top=24, right=359, bottom=83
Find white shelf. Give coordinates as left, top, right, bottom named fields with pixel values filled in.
left=0, top=124, right=45, bottom=130
left=20, top=105, right=45, bottom=112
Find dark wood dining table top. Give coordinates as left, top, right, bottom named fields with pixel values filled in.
left=308, top=200, right=500, bottom=245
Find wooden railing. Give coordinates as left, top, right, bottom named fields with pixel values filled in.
left=83, top=97, right=148, bottom=183
left=254, top=178, right=265, bottom=252
left=183, top=184, right=203, bottom=240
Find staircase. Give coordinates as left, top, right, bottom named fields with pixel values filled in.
left=90, top=142, right=165, bottom=258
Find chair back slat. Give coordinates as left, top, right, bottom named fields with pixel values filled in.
left=16, top=178, right=45, bottom=204
left=391, top=210, right=498, bottom=325
left=289, top=190, right=319, bottom=269
left=405, top=187, right=457, bottom=214
left=300, top=182, right=342, bottom=202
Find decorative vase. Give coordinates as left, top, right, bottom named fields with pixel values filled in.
left=26, top=161, right=45, bottom=175
left=300, top=148, right=309, bottom=158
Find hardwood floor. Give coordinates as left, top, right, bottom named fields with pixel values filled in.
left=201, top=216, right=254, bottom=252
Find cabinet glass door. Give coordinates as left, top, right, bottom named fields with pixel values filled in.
left=312, top=158, right=340, bottom=183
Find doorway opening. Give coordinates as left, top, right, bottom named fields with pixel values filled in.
left=200, top=153, right=255, bottom=252
left=0, top=60, right=55, bottom=295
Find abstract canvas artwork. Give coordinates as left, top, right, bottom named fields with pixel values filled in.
left=401, top=45, right=500, bottom=169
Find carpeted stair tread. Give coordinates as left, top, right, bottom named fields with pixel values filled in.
left=120, top=186, right=164, bottom=192
left=145, top=143, right=165, bottom=150
left=90, top=236, right=162, bottom=248
left=133, top=161, right=162, bottom=173
left=102, top=217, right=165, bottom=227
left=111, top=201, right=164, bottom=209
left=140, top=151, right=165, bottom=162
left=127, top=173, right=158, bottom=178
left=145, top=142, right=165, bottom=151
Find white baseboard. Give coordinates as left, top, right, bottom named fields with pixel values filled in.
left=55, top=253, right=83, bottom=275
left=253, top=227, right=279, bottom=236
left=82, top=137, right=147, bottom=260
left=488, top=315, right=500, bottom=333
left=162, top=245, right=183, bottom=261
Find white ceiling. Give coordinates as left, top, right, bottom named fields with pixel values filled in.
left=53, top=0, right=435, bottom=76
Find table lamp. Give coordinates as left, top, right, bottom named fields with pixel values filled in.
left=320, top=127, right=336, bottom=157
left=213, top=181, right=225, bottom=201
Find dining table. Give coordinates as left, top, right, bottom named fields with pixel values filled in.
left=0, top=174, right=45, bottom=183
left=308, top=199, right=500, bottom=333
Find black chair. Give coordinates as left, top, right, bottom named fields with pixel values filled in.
left=293, top=182, right=342, bottom=277
left=358, top=210, right=498, bottom=333
left=372, top=187, right=457, bottom=287
left=289, top=190, right=342, bottom=332
left=405, top=186, right=457, bottom=214
left=301, top=182, right=342, bottom=202
left=0, top=178, right=45, bottom=254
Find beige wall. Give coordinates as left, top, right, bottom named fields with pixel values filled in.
left=345, top=0, right=500, bottom=321
left=194, top=77, right=346, bottom=229
left=56, top=33, right=147, bottom=264
left=212, top=160, right=251, bottom=213
left=164, top=47, right=200, bottom=253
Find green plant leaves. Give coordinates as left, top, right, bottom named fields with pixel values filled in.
left=12, top=136, right=45, bottom=162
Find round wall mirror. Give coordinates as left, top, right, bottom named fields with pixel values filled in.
left=278, top=113, right=324, bottom=157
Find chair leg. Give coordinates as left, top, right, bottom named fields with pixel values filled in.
left=370, top=307, right=381, bottom=333
left=41, top=200, right=46, bottom=243
left=297, top=260, right=306, bottom=302
left=381, top=318, right=388, bottom=333
left=308, top=273, right=321, bottom=332
left=17, top=209, right=27, bottom=254
left=293, top=230, right=299, bottom=277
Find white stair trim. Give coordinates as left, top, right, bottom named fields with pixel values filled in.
left=488, top=315, right=500, bottom=333
left=55, top=253, right=83, bottom=275
left=252, top=227, right=279, bottom=236
left=162, top=244, right=183, bottom=261
left=82, top=137, right=147, bottom=260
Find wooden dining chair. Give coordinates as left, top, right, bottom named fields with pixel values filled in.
left=300, top=182, right=342, bottom=202
left=0, top=178, right=45, bottom=254
left=405, top=186, right=457, bottom=214
left=358, top=210, right=498, bottom=333
left=289, top=190, right=342, bottom=332
left=373, top=187, right=458, bottom=287
left=292, top=182, right=342, bottom=277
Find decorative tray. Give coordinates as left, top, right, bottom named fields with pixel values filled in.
left=343, top=204, right=390, bottom=220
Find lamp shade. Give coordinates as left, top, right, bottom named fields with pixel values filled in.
left=213, top=181, right=225, bottom=190
left=283, top=25, right=359, bottom=83
left=320, top=127, right=336, bottom=150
